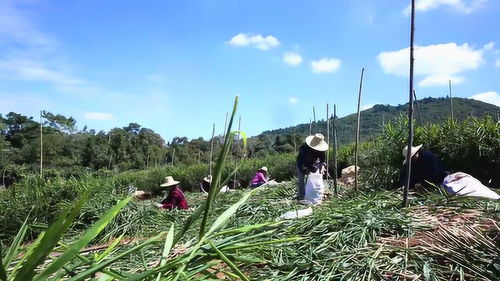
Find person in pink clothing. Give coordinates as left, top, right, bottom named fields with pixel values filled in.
left=250, top=166, right=269, bottom=188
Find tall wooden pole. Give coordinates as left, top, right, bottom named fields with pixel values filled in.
left=312, top=106, right=316, bottom=133
left=333, top=104, right=338, bottom=194
left=39, top=110, right=43, bottom=178
left=413, top=90, right=423, bottom=125
left=326, top=104, right=330, bottom=180
left=403, top=0, right=416, bottom=208
left=171, top=147, right=176, bottom=166
left=107, top=134, right=113, bottom=170
left=449, top=80, right=454, bottom=121
left=233, top=116, right=241, bottom=187
left=309, top=119, right=312, bottom=135
left=354, top=68, right=365, bottom=192
left=209, top=123, right=215, bottom=176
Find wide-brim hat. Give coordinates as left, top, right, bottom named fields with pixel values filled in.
left=203, top=175, right=212, bottom=183
left=305, top=133, right=329, bottom=152
left=402, top=144, right=423, bottom=164
left=160, top=176, right=180, bottom=187
left=259, top=166, right=268, bottom=172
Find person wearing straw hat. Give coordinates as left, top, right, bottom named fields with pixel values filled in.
left=296, top=134, right=328, bottom=200
left=400, top=145, right=447, bottom=190
left=155, top=176, right=189, bottom=210
left=200, top=175, right=212, bottom=193
left=250, top=166, right=269, bottom=188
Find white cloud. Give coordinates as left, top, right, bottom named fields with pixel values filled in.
left=483, top=42, right=495, bottom=50
left=288, top=96, right=298, bottom=104
left=0, top=1, right=98, bottom=96
left=495, top=58, right=500, bottom=68
left=361, top=103, right=377, bottom=110
left=310, top=57, right=342, bottom=74
left=0, top=58, right=84, bottom=86
left=418, top=74, right=465, bottom=87
left=84, top=112, right=114, bottom=121
left=403, top=0, right=488, bottom=14
left=377, top=42, right=484, bottom=87
left=470, top=91, right=500, bottom=107
left=227, top=33, right=281, bottom=50
left=283, top=52, right=303, bottom=66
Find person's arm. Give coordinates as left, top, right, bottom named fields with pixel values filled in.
left=259, top=172, right=268, bottom=182
left=160, top=191, right=177, bottom=209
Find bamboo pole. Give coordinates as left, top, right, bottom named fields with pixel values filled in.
left=413, top=90, right=423, bottom=125
left=107, top=134, right=112, bottom=170
left=354, top=68, right=365, bottom=192
left=209, top=123, right=215, bottom=176
left=449, top=80, right=454, bottom=121
left=333, top=104, right=338, bottom=194
left=233, top=115, right=241, bottom=187
left=326, top=104, right=330, bottom=180
left=312, top=106, right=316, bottom=133
left=309, top=118, right=312, bottom=135
left=40, top=110, right=43, bottom=178
left=403, top=0, right=416, bottom=208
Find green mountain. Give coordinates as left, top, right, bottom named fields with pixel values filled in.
left=259, top=97, right=500, bottom=145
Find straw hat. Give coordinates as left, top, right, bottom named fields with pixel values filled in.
left=305, top=133, right=329, bottom=152
left=402, top=144, right=423, bottom=164
left=203, top=175, right=212, bottom=183
left=160, top=176, right=180, bottom=187
left=259, top=166, right=268, bottom=172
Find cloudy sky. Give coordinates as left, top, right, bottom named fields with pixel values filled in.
left=0, top=0, right=499, bottom=140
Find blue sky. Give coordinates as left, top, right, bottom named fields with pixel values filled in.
left=0, top=0, right=499, bottom=140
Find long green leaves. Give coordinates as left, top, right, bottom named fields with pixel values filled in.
left=0, top=244, right=7, bottom=281
left=34, top=196, right=131, bottom=281
left=12, top=190, right=90, bottom=281
left=2, top=215, right=29, bottom=269
left=199, top=96, right=240, bottom=239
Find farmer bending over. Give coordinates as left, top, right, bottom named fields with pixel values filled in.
left=296, top=133, right=328, bottom=200
left=250, top=166, right=268, bottom=188
left=155, top=176, right=189, bottom=210
left=200, top=175, right=211, bottom=193
left=400, top=145, right=447, bottom=190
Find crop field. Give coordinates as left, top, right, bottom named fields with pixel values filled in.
left=2, top=180, right=500, bottom=280
left=1, top=99, right=499, bottom=280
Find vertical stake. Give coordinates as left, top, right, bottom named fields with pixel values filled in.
left=403, top=0, right=416, bottom=208
left=333, top=104, right=338, bottom=194
left=209, top=123, right=215, bottom=176
left=40, top=110, right=43, bottom=178
left=354, top=68, right=365, bottom=192
left=449, top=80, right=454, bottom=121
left=326, top=104, right=330, bottom=180
left=413, top=90, right=423, bottom=125
left=313, top=106, right=316, bottom=133
left=233, top=115, right=241, bottom=187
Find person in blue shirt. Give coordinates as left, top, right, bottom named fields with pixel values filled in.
left=400, top=145, right=447, bottom=189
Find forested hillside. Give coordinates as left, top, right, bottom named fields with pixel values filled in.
left=0, top=97, right=498, bottom=186
left=260, top=97, right=500, bottom=144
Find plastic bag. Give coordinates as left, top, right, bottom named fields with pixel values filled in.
left=304, top=171, right=325, bottom=204
left=443, top=172, right=500, bottom=200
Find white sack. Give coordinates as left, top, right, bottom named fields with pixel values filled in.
left=304, top=171, right=325, bottom=204
left=443, top=172, right=500, bottom=200
left=278, top=207, right=313, bottom=220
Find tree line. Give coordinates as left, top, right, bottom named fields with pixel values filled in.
left=0, top=111, right=305, bottom=186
